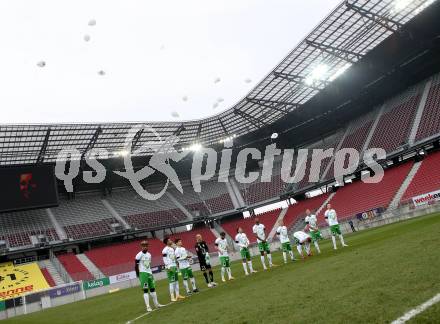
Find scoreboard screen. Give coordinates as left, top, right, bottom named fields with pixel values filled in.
left=0, top=165, right=58, bottom=213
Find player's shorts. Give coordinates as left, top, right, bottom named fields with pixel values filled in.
left=180, top=267, right=194, bottom=280
left=258, top=241, right=270, bottom=253
left=219, top=256, right=230, bottom=267
left=240, top=247, right=251, bottom=260
left=166, top=266, right=178, bottom=283
left=199, top=258, right=212, bottom=271
left=139, top=272, right=155, bottom=290
left=330, top=224, right=342, bottom=236
left=309, top=230, right=322, bottom=242
left=281, top=242, right=292, bottom=252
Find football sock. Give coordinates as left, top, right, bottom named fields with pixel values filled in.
left=289, top=251, right=295, bottom=260
left=248, top=261, right=254, bottom=272
left=183, top=280, right=190, bottom=293
left=267, top=254, right=273, bottom=266
left=227, top=267, right=232, bottom=279
left=314, top=241, right=321, bottom=253
left=339, top=235, right=346, bottom=245
left=174, top=282, right=180, bottom=296
left=203, top=272, right=209, bottom=284
left=296, top=245, right=303, bottom=256
left=282, top=252, right=287, bottom=263
left=150, top=291, right=159, bottom=306
left=143, top=293, right=150, bottom=308
left=209, top=270, right=214, bottom=282
left=305, top=242, right=311, bottom=255
left=190, top=277, right=197, bottom=289
left=242, top=262, right=249, bottom=275
left=169, top=283, right=174, bottom=298
left=221, top=267, right=225, bottom=280
left=260, top=256, right=267, bottom=269
left=332, top=236, right=337, bottom=249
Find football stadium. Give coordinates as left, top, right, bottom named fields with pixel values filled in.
left=1, top=0, right=440, bottom=323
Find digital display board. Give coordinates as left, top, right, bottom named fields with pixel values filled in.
left=0, top=164, right=58, bottom=213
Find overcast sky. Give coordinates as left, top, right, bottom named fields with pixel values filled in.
left=0, top=0, right=341, bottom=124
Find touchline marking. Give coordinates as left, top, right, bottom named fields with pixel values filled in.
left=126, top=303, right=172, bottom=324
left=391, top=293, right=440, bottom=324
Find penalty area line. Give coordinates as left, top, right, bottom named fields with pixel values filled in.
left=126, top=303, right=172, bottom=324
left=391, top=293, right=440, bottom=324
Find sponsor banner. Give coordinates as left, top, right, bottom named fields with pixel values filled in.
left=109, top=271, right=137, bottom=284
left=83, top=278, right=110, bottom=291
left=4, top=297, right=23, bottom=309
left=0, top=262, right=50, bottom=301
left=356, top=207, right=385, bottom=221
left=48, top=283, right=81, bottom=298
left=412, top=189, right=440, bottom=207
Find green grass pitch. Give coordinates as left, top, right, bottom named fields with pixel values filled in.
left=6, top=213, right=440, bottom=324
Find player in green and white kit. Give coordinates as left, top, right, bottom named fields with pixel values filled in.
left=252, top=218, right=274, bottom=270
left=276, top=220, right=295, bottom=263
left=235, top=227, right=257, bottom=275
left=293, top=231, right=312, bottom=258
left=304, top=209, right=321, bottom=254
left=135, top=241, right=164, bottom=312
left=175, top=239, right=199, bottom=295
left=215, top=232, right=234, bottom=282
left=162, top=238, right=185, bottom=302
left=324, top=204, right=348, bottom=250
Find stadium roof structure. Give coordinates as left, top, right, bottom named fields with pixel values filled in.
left=0, top=0, right=437, bottom=166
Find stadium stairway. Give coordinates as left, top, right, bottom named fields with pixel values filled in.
left=46, top=208, right=67, bottom=240
left=57, top=253, right=95, bottom=281
left=225, top=179, right=241, bottom=209
left=101, top=199, right=131, bottom=230
left=388, top=161, right=423, bottom=209
left=317, top=162, right=413, bottom=224
left=165, top=192, right=193, bottom=220
left=76, top=253, right=105, bottom=279
left=267, top=208, right=288, bottom=241
left=229, top=177, right=246, bottom=207
left=220, top=209, right=281, bottom=244
left=408, top=79, right=432, bottom=145
left=39, top=259, right=66, bottom=286
left=400, top=150, right=440, bottom=203
left=361, top=104, right=386, bottom=154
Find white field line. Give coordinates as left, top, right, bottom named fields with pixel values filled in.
left=126, top=303, right=172, bottom=324
left=391, top=293, right=440, bottom=324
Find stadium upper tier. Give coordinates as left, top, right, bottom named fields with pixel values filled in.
left=0, top=0, right=434, bottom=165
left=1, top=72, right=440, bottom=250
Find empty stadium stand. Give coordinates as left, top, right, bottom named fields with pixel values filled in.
left=51, top=197, right=117, bottom=240
left=401, top=151, right=440, bottom=203
left=416, top=76, right=440, bottom=142
left=325, top=113, right=377, bottom=181
left=368, top=86, right=422, bottom=154
left=106, top=189, right=187, bottom=229
left=220, top=209, right=281, bottom=243
left=283, top=193, right=330, bottom=228
left=167, top=226, right=217, bottom=253
left=85, top=238, right=163, bottom=276
left=56, top=253, right=94, bottom=281
left=198, top=181, right=235, bottom=214
left=317, top=161, right=413, bottom=224
left=0, top=209, right=59, bottom=248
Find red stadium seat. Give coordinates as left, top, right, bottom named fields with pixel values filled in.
left=57, top=253, right=94, bottom=281
left=401, top=151, right=440, bottom=203
left=85, top=238, right=163, bottom=276
left=317, top=161, right=413, bottom=224
left=220, top=209, right=281, bottom=243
